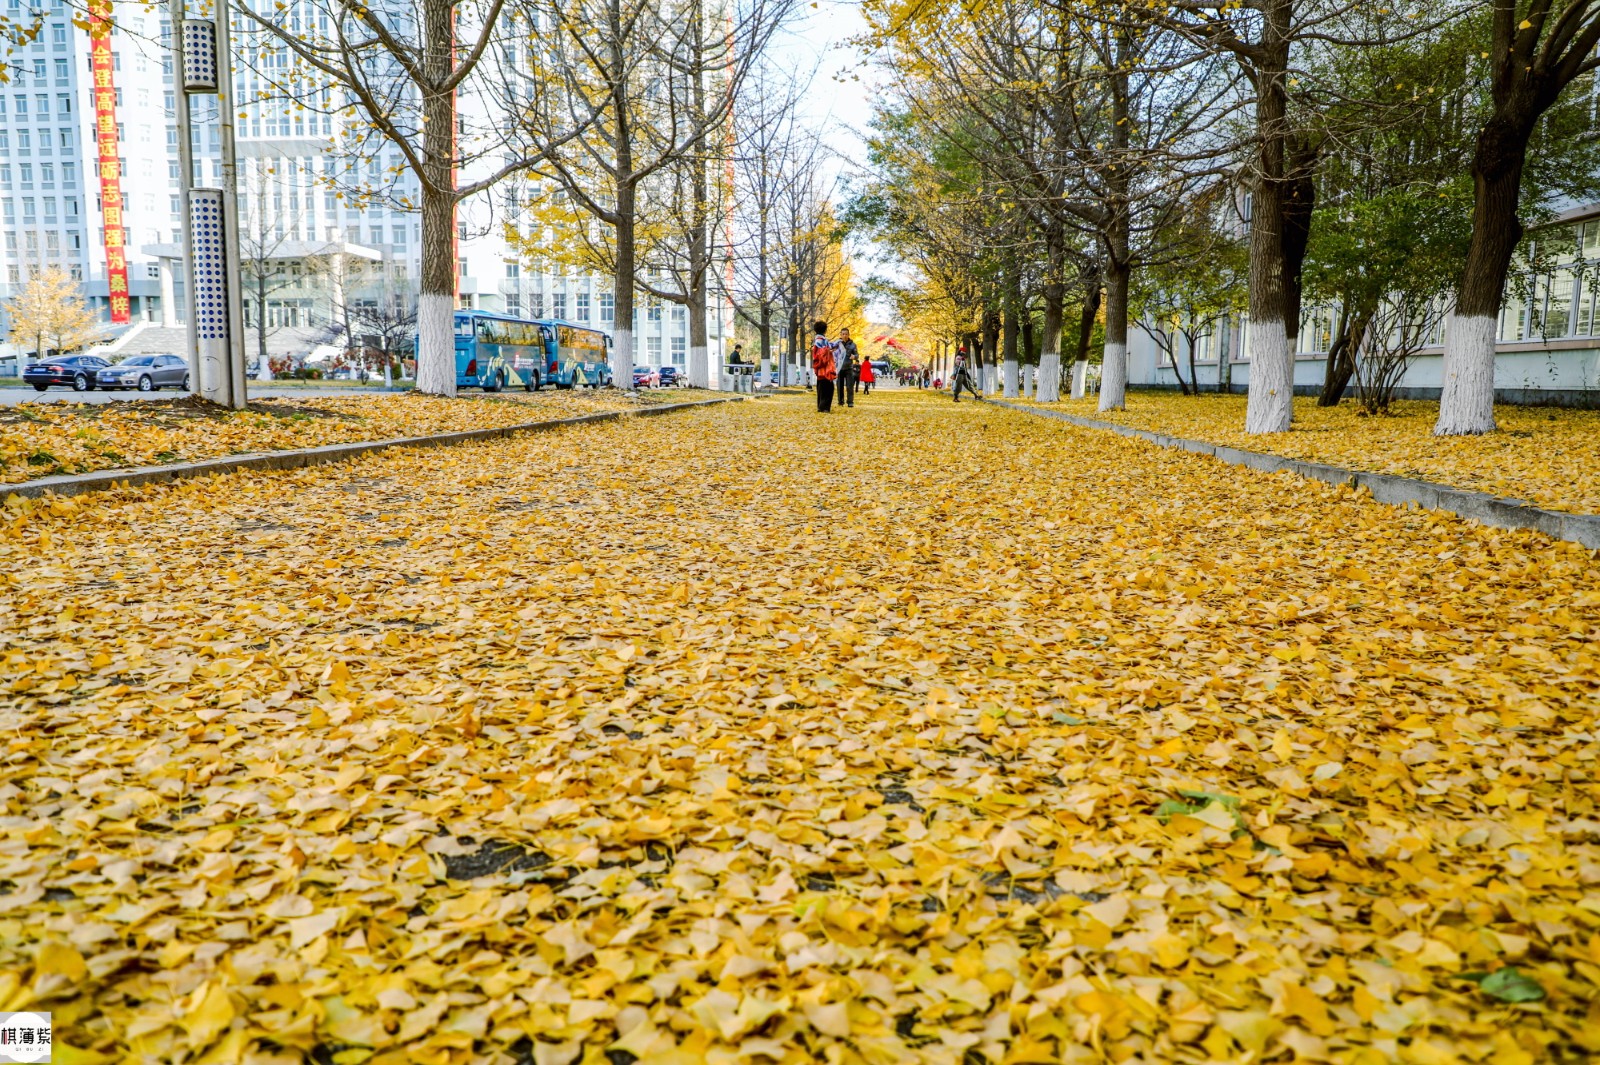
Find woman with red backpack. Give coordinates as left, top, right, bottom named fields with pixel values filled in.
left=811, top=321, right=837, bottom=412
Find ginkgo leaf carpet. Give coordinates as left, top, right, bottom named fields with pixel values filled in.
left=2, top=390, right=1596, bottom=1064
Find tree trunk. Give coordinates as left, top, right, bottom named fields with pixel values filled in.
left=1099, top=259, right=1130, bottom=411
left=758, top=304, right=772, bottom=383
left=685, top=0, right=711, bottom=390
left=980, top=308, right=1000, bottom=394
left=255, top=273, right=268, bottom=375
left=1167, top=336, right=1191, bottom=395
left=413, top=0, right=457, bottom=397
left=1037, top=264, right=1064, bottom=402
left=1242, top=0, right=1295, bottom=434
left=613, top=188, right=636, bottom=389
left=1071, top=283, right=1098, bottom=399
left=1317, top=303, right=1364, bottom=406
left=415, top=183, right=457, bottom=396
left=1436, top=116, right=1531, bottom=435
left=1001, top=267, right=1020, bottom=398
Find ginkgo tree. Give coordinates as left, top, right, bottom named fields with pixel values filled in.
left=238, top=0, right=540, bottom=396
left=507, top=0, right=796, bottom=389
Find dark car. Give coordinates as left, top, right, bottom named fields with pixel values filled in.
left=23, top=354, right=111, bottom=392
left=95, top=354, right=190, bottom=392
left=656, top=365, right=681, bottom=387
left=632, top=366, right=660, bottom=388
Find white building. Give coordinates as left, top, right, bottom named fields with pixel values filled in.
left=0, top=0, right=732, bottom=373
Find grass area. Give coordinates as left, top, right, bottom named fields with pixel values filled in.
left=0, top=388, right=699, bottom=485
left=1, top=392, right=1595, bottom=1062
left=1019, top=391, right=1600, bottom=513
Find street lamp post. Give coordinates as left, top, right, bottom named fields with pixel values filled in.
left=170, top=0, right=248, bottom=409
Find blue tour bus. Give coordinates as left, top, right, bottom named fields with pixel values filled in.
left=449, top=310, right=613, bottom=391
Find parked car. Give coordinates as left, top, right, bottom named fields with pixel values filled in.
left=632, top=366, right=660, bottom=388
left=656, top=365, right=681, bottom=387
left=23, top=354, right=112, bottom=392
left=95, top=354, right=190, bottom=392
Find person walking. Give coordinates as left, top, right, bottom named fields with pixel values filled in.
left=858, top=352, right=875, bottom=395
left=835, top=328, right=860, bottom=407
left=811, top=321, right=837, bottom=412
left=951, top=352, right=981, bottom=402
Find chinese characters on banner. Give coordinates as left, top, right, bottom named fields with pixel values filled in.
left=89, top=0, right=130, bottom=324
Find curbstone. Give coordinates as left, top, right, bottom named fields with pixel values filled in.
left=989, top=399, right=1599, bottom=550
left=4, top=396, right=741, bottom=502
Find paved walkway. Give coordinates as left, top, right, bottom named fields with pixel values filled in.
left=4, top=391, right=1595, bottom=1063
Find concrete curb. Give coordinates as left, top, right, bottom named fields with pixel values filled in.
left=4, top=396, right=742, bottom=502
left=990, top=399, right=1600, bottom=550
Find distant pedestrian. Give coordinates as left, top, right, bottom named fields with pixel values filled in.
left=836, top=328, right=860, bottom=408
left=811, top=321, right=837, bottom=412
left=952, top=353, right=981, bottom=402
left=858, top=352, right=875, bottom=395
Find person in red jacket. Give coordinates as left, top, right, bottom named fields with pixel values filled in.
left=858, top=352, right=876, bottom=395
left=811, top=321, right=837, bottom=412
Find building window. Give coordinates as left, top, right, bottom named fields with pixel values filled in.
left=646, top=300, right=661, bottom=321
left=506, top=293, right=520, bottom=315
left=458, top=257, right=468, bottom=277
left=600, top=293, right=614, bottom=323
left=671, top=335, right=686, bottom=365
left=671, top=304, right=685, bottom=323
left=392, top=225, right=405, bottom=244
left=576, top=292, right=590, bottom=321
left=505, top=261, right=519, bottom=278
left=552, top=293, right=565, bottom=319
left=646, top=336, right=662, bottom=361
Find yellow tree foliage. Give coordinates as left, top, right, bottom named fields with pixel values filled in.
left=4, top=266, right=101, bottom=357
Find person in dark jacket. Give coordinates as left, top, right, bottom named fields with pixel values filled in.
left=951, top=352, right=981, bottom=402
left=811, top=321, right=837, bottom=412
left=835, top=328, right=861, bottom=408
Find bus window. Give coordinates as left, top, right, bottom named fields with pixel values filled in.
left=455, top=315, right=476, bottom=337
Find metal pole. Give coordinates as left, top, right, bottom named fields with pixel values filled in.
left=216, top=0, right=248, bottom=407
left=170, top=0, right=199, bottom=396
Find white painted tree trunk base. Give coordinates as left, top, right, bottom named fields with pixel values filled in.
left=1099, top=342, right=1127, bottom=411
left=612, top=328, right=635, bottom=391
left=1435, top=314, right=1498, bottom=435
left=1002, top=359, right=1019, bottom=398
left=1243, top=319, right=1293, bottom=434
left=415, top=293, right=457, bottom=397
left=689, top=344, right=710, bottom=389
left=1037, top=352, right=1062, bottom=402
left=1070, top=359, right=1088, bottom=400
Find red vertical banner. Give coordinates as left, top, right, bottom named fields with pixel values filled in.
left=88, top=0, right=130, bottom=324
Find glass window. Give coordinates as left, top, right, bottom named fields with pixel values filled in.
left=1544, top=270, right=1576, bottom=338
left=671, top=335, right=686, bottom=364
left=576, top=292, right=590, bottom=321
left=600, top=293, right=614, bottom=323
left=646, top=336, right=662, bottom=360
left=552, top=293, right=566, bottom=319
left=1499, top=288, right=1526, bottom=342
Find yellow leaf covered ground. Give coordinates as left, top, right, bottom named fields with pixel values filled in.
left=0, top=389, right=685, bottom=485
left=2, top=391, right=1597, bottom=1064
left=1022, top=392, right=1600, bottom=514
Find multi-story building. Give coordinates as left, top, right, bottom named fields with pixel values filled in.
left=0, top=0, right=731, bottom=374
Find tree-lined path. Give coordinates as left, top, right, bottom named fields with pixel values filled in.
left=3, top=393, right=1597, bottom=1062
